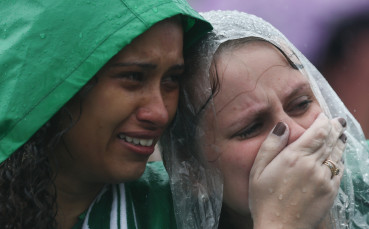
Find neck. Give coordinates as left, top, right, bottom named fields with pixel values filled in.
left=53, top=166, right=105, bottom=229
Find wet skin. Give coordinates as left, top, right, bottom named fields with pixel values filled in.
left=200, top=41, right=322, bottom=218
left=53, top=19, right=184, bottom=191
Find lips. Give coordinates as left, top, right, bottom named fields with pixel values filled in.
left=117, top=133, right=155, bottom=147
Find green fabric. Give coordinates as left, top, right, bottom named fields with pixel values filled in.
left=0, top=0, right=212, bottom=163
left=126, top=161, right=177, bottom=229
left=72, top=162, right=175, bottom=229
left=86, top=186, right=113, bottom=228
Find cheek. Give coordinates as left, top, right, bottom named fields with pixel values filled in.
left=219, top=141, right=260, bottom=173
left=81, top=92, right=121, bottom=128
left=305, top=103, right=323, bottom=127
left=164, top=90, right=179, bottom=122
left=219, top=140, right=261, bottom=212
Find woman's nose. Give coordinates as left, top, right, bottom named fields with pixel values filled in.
left=136, top=90, right=169, bottom=128
left=283, top=118, right=307, bottom=145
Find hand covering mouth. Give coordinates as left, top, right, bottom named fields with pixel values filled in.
left=117, top=134, right=155, bottom=147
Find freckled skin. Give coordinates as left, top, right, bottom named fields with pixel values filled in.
left=200, top=41, right=322, bottom=218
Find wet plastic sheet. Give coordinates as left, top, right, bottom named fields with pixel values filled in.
left=162, top=10, right=369, bottom=229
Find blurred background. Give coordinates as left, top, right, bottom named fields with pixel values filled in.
left=188, top=0, right=369, bottom=138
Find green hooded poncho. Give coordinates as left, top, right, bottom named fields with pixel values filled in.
left=0, top=0, right=212, bottom=163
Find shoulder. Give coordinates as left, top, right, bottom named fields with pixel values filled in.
left=130, top=161, right=170, bottom=190
left=125, top=161, right=177, bottom=229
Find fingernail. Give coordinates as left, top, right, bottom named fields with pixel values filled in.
left=338, top=118, right=347, bottom=128
left=273, top=122, right=286, bottom=136
left=339, top=133, right=347, bottom=143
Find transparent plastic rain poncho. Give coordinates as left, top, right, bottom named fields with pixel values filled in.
left=161, top=10, right=369, bottom=229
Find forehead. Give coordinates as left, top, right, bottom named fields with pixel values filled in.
left=211, top=41, right=310, bottom=112
left=215, top=41, right=291, bottom=84
left=111, top=19, right=183, bottom=62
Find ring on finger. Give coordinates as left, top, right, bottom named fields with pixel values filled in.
left=323, top=159, right=340, bottom=178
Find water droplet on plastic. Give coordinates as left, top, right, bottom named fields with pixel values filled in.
left=152, top=7, right=158, bottom=13
left=79, top=32, right=83, bottom=38
left=39, top=33, right=46, bottom=39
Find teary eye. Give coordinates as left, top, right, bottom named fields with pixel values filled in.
left=286, top=95, right=312, bottom=116
left=118, top=72, right=144, bottom=81
left=161, top=73, right=182, bottom=91
left=237, top=122, right=263, bottom=139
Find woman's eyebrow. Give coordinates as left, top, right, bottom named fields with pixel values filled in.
left=169, top=64, right=185, bottom=71
left=286, top=82, right=311, bottom=98
left=111, top=62, right=157, bottom=69
left=110, top=62, right=184, bottom=71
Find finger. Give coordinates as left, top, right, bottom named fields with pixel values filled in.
left=251, top=122, right=289, bottom=179
left=333, top=160, right=344, bottom=186
left=330, top=133, right=347, bottom=164
left=321, top=158, right=343, bottom=183
left=316, top=118, right=346, bottom=163
left=288, top=113, right=331, bottom=157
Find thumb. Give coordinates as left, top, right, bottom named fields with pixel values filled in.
left=251, top=122, right=290, bottom=179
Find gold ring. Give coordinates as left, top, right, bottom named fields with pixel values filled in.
left=323, top=159, right=340, bottom=178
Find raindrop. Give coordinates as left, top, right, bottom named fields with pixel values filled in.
left=301, top=187, right=307, bottom=193
left=278, top=194, right=283, bottom=200
left=152, top=7, right=158, bottom=13
left=79, top=32, right=83, bottom=38
left=296, top=213, right=301, bottom=219
left=283, top=178, right=288, bottom=184
left=39, top=33, right=46, bottom=39
left=268, top=188, right=274, bottom=193
left=3, top=28, right=7, bottom=38
left=290, top=201, right=297, bottom=206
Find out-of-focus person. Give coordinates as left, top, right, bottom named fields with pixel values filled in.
left=316, top=10, right=369, bottom=138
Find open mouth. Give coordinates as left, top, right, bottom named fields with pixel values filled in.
left=117, top=134, right=154, bottom=147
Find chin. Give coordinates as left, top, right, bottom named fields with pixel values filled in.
left=110, top=163, right=147, bottom=183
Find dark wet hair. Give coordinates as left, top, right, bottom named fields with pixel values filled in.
left=0, top=115, right=60, bottom=228
left=0, top=76, right=96, bottom=228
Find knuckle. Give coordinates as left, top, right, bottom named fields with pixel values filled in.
left=315, top=126, right=330, bottom=139
left=281, top=153, right=300, bottom=168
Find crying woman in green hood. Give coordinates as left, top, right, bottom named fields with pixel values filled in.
left=0, top=0, right=211, bottom=228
